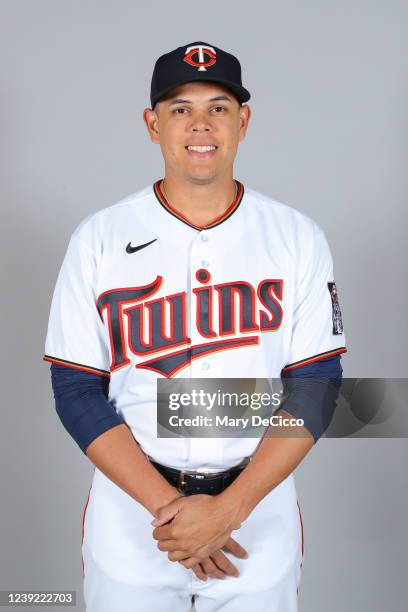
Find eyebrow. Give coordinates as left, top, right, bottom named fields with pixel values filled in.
left=168, top=95, right=232, bottom=106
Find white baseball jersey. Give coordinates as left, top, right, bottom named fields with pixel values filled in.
left=43, top=180, right=346, bottom=611
left=43, top=179, right=346, bottom=470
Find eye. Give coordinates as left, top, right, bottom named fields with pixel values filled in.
left=173, top=108, right=188, bottom=114
left=213, top=106, right=226, bottom=113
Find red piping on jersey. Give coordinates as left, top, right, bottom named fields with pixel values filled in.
left=297, top=500, right=304, bottom=559
left=153, top=179, right=244, bottom=230
left=43, top=355, right=111, bottom=378
left=81, top=486, right=92, bottom=577
left=282, top=347, right=347, bottom=372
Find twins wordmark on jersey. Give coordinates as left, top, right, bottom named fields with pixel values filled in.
left=98, top=267, right=283, bottom=377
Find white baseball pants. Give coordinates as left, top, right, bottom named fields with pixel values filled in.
left=82, top=468, right=304, bottom=611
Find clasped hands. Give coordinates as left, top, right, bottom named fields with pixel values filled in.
left=151, top=493, right=248, bottom=581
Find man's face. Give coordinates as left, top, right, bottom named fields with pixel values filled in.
left=143, top=81, right=251, bottom=184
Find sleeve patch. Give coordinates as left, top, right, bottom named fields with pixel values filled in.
left=328, top=282, right=344, bottom=335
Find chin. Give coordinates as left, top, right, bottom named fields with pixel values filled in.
left=185, top=169, right=219, bottom=185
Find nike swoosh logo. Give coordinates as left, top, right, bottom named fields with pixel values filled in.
left=126, top=239, right=157, bottom=254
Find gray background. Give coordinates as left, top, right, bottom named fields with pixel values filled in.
left=1, top=1, right=407, bottom=610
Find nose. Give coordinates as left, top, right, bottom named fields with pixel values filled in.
left=190, top=111, right=212, bottom=132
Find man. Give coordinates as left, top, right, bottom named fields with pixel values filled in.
left=43, top=42, right=347, bottom=611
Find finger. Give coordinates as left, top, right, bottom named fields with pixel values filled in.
left=177, top=556, right=201, bottom=569
left=201, top=558, right=226, bottom=580
left=152, top=526, right=173, bottom=541
left=182, top=562, right=207, bottom=581
left=151, top=499, right=183, bottom=526
left=211, top=550, right=239, bottom=577
left=151, top=515, right=174, bottom=527
left=168, top=549, right=192, bottom=562
left=157, top=539, right=188, bottom=553
left=222, top=536, right=249, bottom=559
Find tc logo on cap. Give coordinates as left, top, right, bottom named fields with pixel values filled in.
left=184, top=45, right=216, bottom=71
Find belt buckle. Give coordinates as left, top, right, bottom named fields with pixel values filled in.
left=177, top=469, right=208, bottom=494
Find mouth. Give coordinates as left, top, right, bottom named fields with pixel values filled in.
left=185, top=144, right=218, bottom=158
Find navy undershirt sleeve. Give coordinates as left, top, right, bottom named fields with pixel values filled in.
left=50, top=363, right=126, bottom=454
left=50, top=356, right=343, bottom=452
left=280, top=355, right=343, bottom=444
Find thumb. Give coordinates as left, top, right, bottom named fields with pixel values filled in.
left=151, top=498, right=183, bottom=526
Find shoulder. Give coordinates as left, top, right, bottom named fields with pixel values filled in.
left=244, top=185, right=325, bottom=248
left=69, top=185, right=153, bottom=252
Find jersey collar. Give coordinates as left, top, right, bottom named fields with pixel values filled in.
left=153, top=179, right=244, bottom=231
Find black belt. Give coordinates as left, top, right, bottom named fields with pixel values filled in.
left=150, top=460, right=248, bottom=496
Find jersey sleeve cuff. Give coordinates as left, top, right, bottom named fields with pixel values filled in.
left=282, top=347, right=347, bottom=372
left=43, top=355, right=111, bottom=378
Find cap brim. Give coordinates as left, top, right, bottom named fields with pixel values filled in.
left=151, top=75, right=251, bottom=107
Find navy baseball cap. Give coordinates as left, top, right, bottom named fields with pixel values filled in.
left=150, top=41, right=251, bottom=108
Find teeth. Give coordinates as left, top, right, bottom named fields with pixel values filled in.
left=187, top=145, right=216, bottom=152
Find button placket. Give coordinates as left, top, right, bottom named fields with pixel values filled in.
left=187, top=233, right=220, bottom=466
left=189, top=233, right=212, bottom=374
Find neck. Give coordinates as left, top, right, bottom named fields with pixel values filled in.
left=161, top=171, right=237, bottom=227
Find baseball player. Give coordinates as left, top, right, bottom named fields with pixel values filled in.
left=43, top=41, right=347, bottom=611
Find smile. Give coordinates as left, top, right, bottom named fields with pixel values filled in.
left=185, top=145, right=218, bottom=158
left=186, top=145, right=217, bottom=152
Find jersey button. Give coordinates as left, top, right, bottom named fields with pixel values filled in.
left=201, top=260, right=210, bottom=268
left=201, top=362, right=210, bottom=371
left=201, top=234, right=209, bottom=242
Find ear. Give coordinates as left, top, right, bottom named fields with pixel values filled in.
left=143, top=108, right=160, bottom=144
left=238, top=104, right=251, bottom=141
